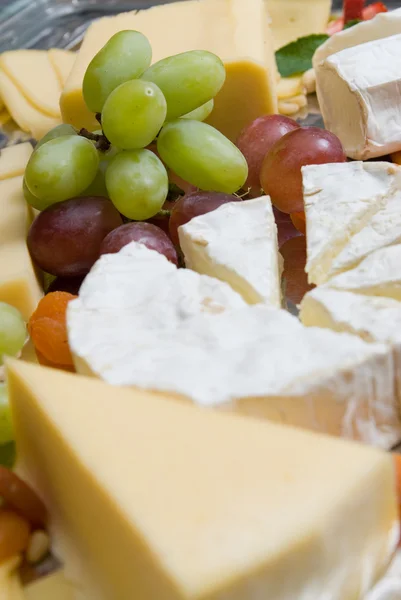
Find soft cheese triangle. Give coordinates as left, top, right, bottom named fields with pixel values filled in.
left=178, top=197, right=283, bottom=307
left=303, top=162, right=401, bottom=285
left=316, top=34, right=401, bottom=159
left=7, top=359, right=399, bottom=600
left=68, top=242, right=397, bottom=447
left=300, top=287, right=401, bottom=424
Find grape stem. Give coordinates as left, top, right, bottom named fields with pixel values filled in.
left=78, top=128, right=111, bottom=152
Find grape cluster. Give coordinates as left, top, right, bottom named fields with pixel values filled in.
left=24, top=30, right=249, bottom=278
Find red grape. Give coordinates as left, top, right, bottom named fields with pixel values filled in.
left=169, top=191, right=240, bottom=246
left=236, top=115, right=300, bottom=197
left=273, top=207, right=301, bottom=248
left=47, top=276, right=84, bottom=295
left=28, top=196, right=123, bottom=277
left=260, top=127, right=346, bottom=214
left=281, top=236, right=314, bottom=305
left=100, top=222, right=178, bottom=265
left=290, top=212, right=306, bottom=235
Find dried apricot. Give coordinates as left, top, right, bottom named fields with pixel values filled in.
left=28, top=292, right=77, bottom=367
left=0, top=467, right=47, bottom=527
left=290, top=211, right=306, bottom=235
left=0, top=509, right=31, bottom=564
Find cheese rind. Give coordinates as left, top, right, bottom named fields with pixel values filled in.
left=316, top=34, right=401, bottom=159
left=0, top=70, right=61, bottom=140
left=178, top=197, right=283, bottom=307
left=303, top=161, right=401, bottom=285
left=7, top=359, right=399, bottom=600
left=61, top=0, right=278, bottom=140
left=68, top=243, right=398, bottom=448
left=0, top=51, right=61, bottom=118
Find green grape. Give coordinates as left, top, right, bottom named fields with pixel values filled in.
left=23, top=177, right=46, bottom=211
left=157, top=120, right=248, bottom=193
left=102, top=80, right=167, bottom=150
left=0, top=385, right=13, bottom=446
left=82, top=145, right=121, bottom=197
left=141, top=50, right=226, bottom=120
left=83, top=30, right=152, bottom=113
left=106, top=149, right=168, bottom=220
left=0, top=441, right=16, bottom=469
left=25, top=135, right=99, bottom=206
left=181, top=99, right=214, bottom=122
left=35, top=124, right=77, bottom=150
left=0, top=303, right=26, bottom=364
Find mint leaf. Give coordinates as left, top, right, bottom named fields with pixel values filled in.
left=276, top=34, right=329, bottom=77
left=343, top=19, right=362, bottom=29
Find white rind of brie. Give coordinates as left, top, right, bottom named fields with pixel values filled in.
left=178, top=197, right=283, bottom=307
left=316, top=33, right=401, bottom=159
left=303, top=161, right=401, bottom=285
left=67, top=242, right=398, bottom=448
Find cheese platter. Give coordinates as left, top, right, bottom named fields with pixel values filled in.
left=2, top=0, right=401, bottom=598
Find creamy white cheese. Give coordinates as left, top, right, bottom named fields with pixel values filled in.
left=316, top=33, right=401, bottom=159
left=303, top=162, right=400, bottom=285
left=67, top=242, right=398, bottom=448
left=178, top=197, right=283, bottom=306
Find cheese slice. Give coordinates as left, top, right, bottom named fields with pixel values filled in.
left=48, top=49, right=76, bottom=88
left=7, top=358, right=399, bottom=600
left=60, top=0, right=278, bottom=141
left=277, top=75, right=304, bottom=99
left=0, top=143, right=33, bottom=181
left=24, top=571, right=76, bottom=600
left=0, top=174, right=43, bottom=320
left=68, top=242, right=399, bottom=448
left=316, top=34, right=401, bottom=159
left=0, top=108, right=11, bottom=126
left=0, top=51, right=61, bottom=118
left=313, top=7, right=401, bottom=68
left=303, top=162, right=401, bottom=285
left=267, top=0, right=331, bottom=50
left=300, top=287, right=401, bottom=408
left=324, top=245, right=401, bottom=301
left=0, top=70, right=61, bottom=141
left=178, top=197, right=283, bottom=307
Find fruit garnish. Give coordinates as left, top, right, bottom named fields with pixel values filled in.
left=290, top=212, right=306, bottom=235
left=100, top=222, right=178, bottom=265
left=0, top=467, right=47, bottom=528
left=261, top=127, right=346, bottom=214
left=0, top=510, right=31, bottom=564
left=281, top=236, right=314, bottom=305
left=275, top=34, right=329, bottom=78
left=28, top=292, right=77, bottom=369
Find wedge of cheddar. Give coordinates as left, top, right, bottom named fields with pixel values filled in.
left=7, top=359, right=399, bottom=600
left=303, top=162, right=401, bottom=285
left=48, top=49, right=76, bottom=87
left=267, top=0, right=331, bottom=50
left=178, top=197, right=283, bottom=307
left=60, top=0, right=278, bottom=140
left=0, top=144, right=43, bottom=320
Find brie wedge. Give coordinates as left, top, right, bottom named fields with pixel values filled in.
left=316, top=34, right=401, bottom=159
left=178, top=197, right=283, bottom=307
left=68, top=242, right=398, bottom=448
left=300, top=287, right=401, bottom=422
left=303, top=162, right=401, bottom=285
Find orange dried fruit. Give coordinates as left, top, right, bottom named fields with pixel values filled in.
left=28, top=292, right=77, bottom=368
left=0, top=509, right=31, bottom=564
left=290, top=211, right=306, bottom=235
left=0, top=466, right=47, bottom=528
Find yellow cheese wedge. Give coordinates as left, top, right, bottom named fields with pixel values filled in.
left=24, top=571, right=76, bottom=600
left=0, top=174, right=43, bottom=321
left=267, top=0, right=331, bottom=49
left=7, top=359, right=399, bottom=600
left=0, top=70, right=61, bottom=141
left=0, top=142, right=33, bottom=181
left=60, top=0, right=278, bottom=141
left=0, top=51, right=61, bottom=118
left=48, top=49, right=76, bottom=87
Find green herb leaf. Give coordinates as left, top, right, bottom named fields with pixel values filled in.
left=0, top=442, right=16, bottom=469
left=343, top=19, right=362, bottom=29
left=276, top=34, right=330, bottom=77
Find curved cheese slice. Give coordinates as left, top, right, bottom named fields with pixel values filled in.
left=48, top=49, right=76, bottom=88
left=0, top=70, right=60, bottom=141
left=0, top=143, right=33, bottom=181
left=7, top=359, right=399, bottom=600
left=178, top=197, right=283, bottom=307
left=68, top=242, right=398, bottom=447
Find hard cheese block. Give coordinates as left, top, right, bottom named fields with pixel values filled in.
left=0, top=146, right=43, bottom=319
left=267, top=0, right=331, bottom=50
left=179, top=197, right=283, bottom=307
left=0, top=51, right=61, bottom=118
left=60, top=0, right=278, bottom=140
left=316, top=34, right=401, bottom=159
left=68, top=243, right=400, bottom=448
left=300, top=287, right=401, bottom=405
left=24, top=571, right=76, bottom=600
left=7, top=359, right=399, bottom=600
left=303, top=162, right=401, bottom=285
